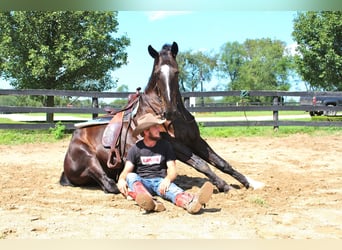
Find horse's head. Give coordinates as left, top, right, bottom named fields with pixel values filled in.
left=145, top=42, right=180, bottom=120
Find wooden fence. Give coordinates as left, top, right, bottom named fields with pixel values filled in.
left=1, top=89, right=342, bottom=130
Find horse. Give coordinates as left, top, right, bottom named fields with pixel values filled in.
left=60, top=42, right=264, bottom=194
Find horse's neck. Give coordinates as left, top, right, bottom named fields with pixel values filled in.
left=140, top=89, right=194, bottom=122
left=139, top=92, right=163, bottom=115
left=174, top=93, right=194, bottom=120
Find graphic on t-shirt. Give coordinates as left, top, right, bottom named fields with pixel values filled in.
left=141, top=155, right=161, bottom=165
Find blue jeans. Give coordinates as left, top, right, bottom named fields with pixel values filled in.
left=126, top=173, right=184, bottom=204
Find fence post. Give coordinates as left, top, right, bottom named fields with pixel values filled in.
left=273, top=96, right=279, bottom=131
left=92, top=97, right=98, bottom=119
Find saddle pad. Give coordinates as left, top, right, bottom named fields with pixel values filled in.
left=74, top=117, right=112, bottom=128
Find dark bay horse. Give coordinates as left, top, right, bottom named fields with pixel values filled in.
left=60, top=42, right=264, bottom=194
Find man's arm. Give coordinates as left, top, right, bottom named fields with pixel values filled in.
left=117, top=160, right=134, bottom=196
left=159, top=160, right=178, bottom=195
left=166, top=160, right=178, bottom=182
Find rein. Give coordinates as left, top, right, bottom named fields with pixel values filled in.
left=142, top=92, right=166, bottom=119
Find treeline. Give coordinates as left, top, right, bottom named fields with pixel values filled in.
left=177, top=11, right=341, bottom=93
left=177, top=38, right=293, bottom=94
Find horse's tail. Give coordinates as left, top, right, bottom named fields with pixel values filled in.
left=59, top=172, right=75, bottom=187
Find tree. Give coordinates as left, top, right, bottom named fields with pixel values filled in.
left=238, top=38, right=292, bottom=91
left=116, top=84, right=129, bottom=93
left=218, top=38, right=293, bottom=92
left=111, top=84, right=129, bottom=107
left=217, top=41, right=246, bottom=84
left=0, top=11, right=130, bottom=121
left=177, top=50, right=217, bottom=92
left=292, top=11, right=342, bottom=91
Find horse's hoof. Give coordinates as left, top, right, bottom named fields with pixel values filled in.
left=222, top=184, right=235, bottom=193
left=246, top=176, right=265, bottom=190
left=104, top=187, right=120, bottom=194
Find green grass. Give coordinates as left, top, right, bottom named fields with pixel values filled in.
left=1, top=125, right=341, bottom=145
left=27, top=113, right=92, bottom=118
left=250, top=196, right=268, bottom=207
left=0, top=120, right=72, bottom=144
left=199, top=126, right=342, bottom=138
left=0, top=116, right=73, bottom=144
left=0, top=118, right=21, bottom=124
left=1, top=112, right=341, bottom=145
left=0, top=129, right=70, bottom=145
left=194, top=111, right=305, bottom=117
left=311, top=116, right=342, bottom=122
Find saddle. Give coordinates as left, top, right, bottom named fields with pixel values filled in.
left=102, top=89, right=141, bottom=169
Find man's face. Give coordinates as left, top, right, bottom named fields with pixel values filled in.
left=145, top=124, right=161, bottom=141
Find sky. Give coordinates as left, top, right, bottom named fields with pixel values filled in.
left=0, top=11, right=302, bottom=91
left=113, top=11, right=301, bottom=91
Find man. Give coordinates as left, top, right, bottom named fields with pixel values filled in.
left=117, top=113, right=213, bottom=214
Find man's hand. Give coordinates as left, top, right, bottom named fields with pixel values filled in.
left=117, top=179, right=128, bottom=196
left=159, top=178, right=171, bottom=195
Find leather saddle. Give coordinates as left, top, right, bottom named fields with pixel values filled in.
left=102, top=89, right=141, bottom=169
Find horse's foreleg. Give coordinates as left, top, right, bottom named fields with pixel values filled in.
left=194, top=138, right=265, bottom=190
left=185, top=154, right=234, bottom=192
left=207, top=149, right=250, bottom=188
left=170, top=140, right=233, bottom=192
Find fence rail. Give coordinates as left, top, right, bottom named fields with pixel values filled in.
left=1, top=89, right=342, bottom=130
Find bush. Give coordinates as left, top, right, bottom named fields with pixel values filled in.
left=49, top=121, right=66, bottom=139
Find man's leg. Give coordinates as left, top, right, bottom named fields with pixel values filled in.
left=126, top=173, right=165, bottom=212
left=175, top=181, right=214, bottom=214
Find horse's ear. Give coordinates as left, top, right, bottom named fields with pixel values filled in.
left=171, top=42, right=178, bottom=57
left=148, top=45, right=159, bottom=59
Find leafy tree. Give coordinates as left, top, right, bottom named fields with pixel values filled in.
left=238, top=38, right=292, bottom=91
left=292, top=11, right=342, bottom=91
left=116, top=84, right=129, bottom=92
left=218, top=38, right=293, bottom=92
left=177, top=50, right=217, bottom=92
left=0, top=11, right=130, bottom=121
left=217, top=41, right=246, bottom=84
left=111, top=84, right=129, bottom=107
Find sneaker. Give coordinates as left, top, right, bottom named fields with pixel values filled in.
left=186, top=181, right=213, bottom=214
left=135, top=193, right=165, bottom=212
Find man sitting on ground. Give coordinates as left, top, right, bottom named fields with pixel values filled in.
left=117, top=113, right=213, bottom=214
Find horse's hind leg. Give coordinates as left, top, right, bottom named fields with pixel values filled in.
left=82, top=155, right=120, bottom=194
left=63, top=144, right=120, bottom=194
left=59, top=171, right=75, bottom=186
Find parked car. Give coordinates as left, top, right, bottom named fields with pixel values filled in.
left=300, top=95, right=342, bottom=116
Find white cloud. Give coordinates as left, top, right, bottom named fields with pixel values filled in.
left=146, top=11, right=191, bottom=21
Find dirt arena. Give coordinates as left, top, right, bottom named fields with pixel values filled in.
left=1, top=134, right=341, bottom=239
